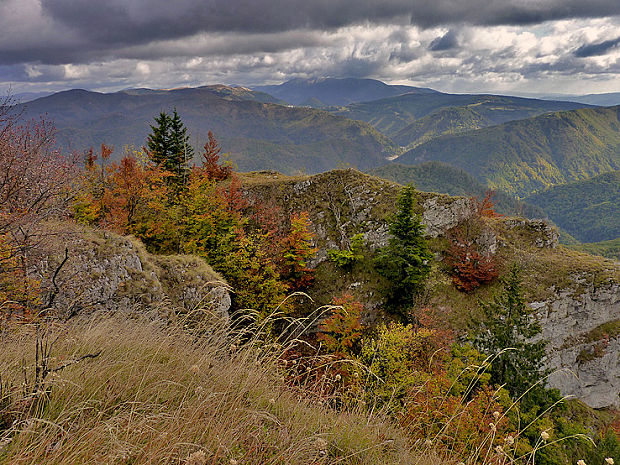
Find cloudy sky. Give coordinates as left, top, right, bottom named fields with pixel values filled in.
left=1, top=0, right=620, bottom=96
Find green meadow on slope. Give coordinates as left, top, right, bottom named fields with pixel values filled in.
left=568, top=237, right=620, bottom=261
left=396, top=106, right=620, bottom=197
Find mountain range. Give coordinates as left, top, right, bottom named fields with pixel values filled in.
left=16, top=85, right=395, bottom=173
left=11, top=77, right=620, bottom=246
left=254, top=77, right=437, bottom=107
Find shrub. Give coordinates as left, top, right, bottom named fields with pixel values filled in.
left=317, top=293, right=364, bottom=356
left=327, top=233, right=365, bottom=270
left=444, top=220, right=499, bottom=292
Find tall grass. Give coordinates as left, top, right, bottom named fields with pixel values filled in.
left=0, top=313, right=426, bottom=465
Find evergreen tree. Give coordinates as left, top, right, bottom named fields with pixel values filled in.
left=169, top=109, right=194, bottom=179
left=472, top=264, right=548, bottom=403
left=146, top=109, right=193, bottom=187
left=375, top=185, right=433, bottom=319
left=147, top=111, right=173, bottom=168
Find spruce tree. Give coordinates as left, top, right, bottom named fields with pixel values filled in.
left=169, top=109, right=194, bottom=181
left=473, top=264, right=548, bottom=403
left=146, top=109, right=193, bottom=188
left=375, top=185, right=433, bottom=319
left=147, top=111, right=173, bottom=168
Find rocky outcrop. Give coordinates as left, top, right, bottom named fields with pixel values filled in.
left=533, top=280, right=620, bottom=408
left=242, top=169, right=619, bottom=408
left=36, top=225, right=231, bottom=321
left=421, top=197, right=474, bottom=237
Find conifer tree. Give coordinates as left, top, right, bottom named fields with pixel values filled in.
left=472, top=264, right=548, bottom=403
left=146, top=109, right=193, bottom=188
left=375, top=185, right=433, bottom=318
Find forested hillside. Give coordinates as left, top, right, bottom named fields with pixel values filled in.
left=333, top=92, right=591, bottom=136
left=396, top=106, right=620, bottom=197
left=368, top=162, right=546, bottom=218
left=526, top=170, right=620, bottom=243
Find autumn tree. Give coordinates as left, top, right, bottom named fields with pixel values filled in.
left=472, top=189, right=502, bottom=218
left=318, top=293, right=363, bottom=356
left=444, top=224, right=498, bottom=292
left=277, top=212, right=317, bottom=291
left=200, top=131, right=232, bottom=181
left=0, top=99, right=77, bottom=320
left=180, top=169, right=289, bottom=319
left=105, top=152, right=171, bottom=236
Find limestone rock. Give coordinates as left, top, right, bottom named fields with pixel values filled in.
left=533, top=281, right=620, bottom=408
left=37, top=226, right=231, bottom=322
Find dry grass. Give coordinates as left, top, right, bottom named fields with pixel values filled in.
left=0, top=314, right=434, bottom=465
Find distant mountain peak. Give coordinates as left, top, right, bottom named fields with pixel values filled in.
left=253, top=77, right=437, bottom=106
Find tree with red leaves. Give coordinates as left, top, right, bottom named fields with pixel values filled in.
left=472, top=189, right=502, bottom=218
left=201, top=131, right=232, bottom=181
left=277, top=212, right=317, bottom=291
left=444, top=225, right=499, bottom=292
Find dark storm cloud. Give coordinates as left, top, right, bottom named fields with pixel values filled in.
left=429, top=30, right=459, bottom=51
left=574, top=36, right=620, bottom=57
left=2, top=0, right=620, bottom=65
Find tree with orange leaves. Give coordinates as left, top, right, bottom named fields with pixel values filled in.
left=277, top=212, right=317, bottom=291
left=200, top=131, right=232, bottom=181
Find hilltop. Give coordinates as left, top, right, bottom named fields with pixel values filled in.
left=240, top=169, right=620, bottom=408
left=253, top=77, right=437, bottom=107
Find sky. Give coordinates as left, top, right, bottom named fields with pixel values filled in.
left=1, top=0, right=620, bottom=96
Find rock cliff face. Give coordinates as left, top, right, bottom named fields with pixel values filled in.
left=36, top=225, right=231, bottom=321
left=534, top=281, right=620, bottom=408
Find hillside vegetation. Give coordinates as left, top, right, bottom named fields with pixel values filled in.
left=568, top=237, right=620, bottom=261
left=368, top=162, right=546, bottom=218
left=526, top=170, right=620, bottom=242
left=396, top=106, right=620, bottom=197
left=16, top=87, right=396, bottom=173
left=0, top=317, right=424, bottom=465
left=3, top=98, right=619, bottom=465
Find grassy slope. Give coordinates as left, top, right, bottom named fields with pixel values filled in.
left=368, top=162, right=546, bottom=218
left=0, top=317, right=425, bottom=465
left=568, top=237, right=620, bottom=261
left=525, top=170, right=620, bottom=243
left=333, top=93, right=591, bottom=136
left=17, top=88, right=396, bottom=174
left=396, top=106, right=620, bottom=197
